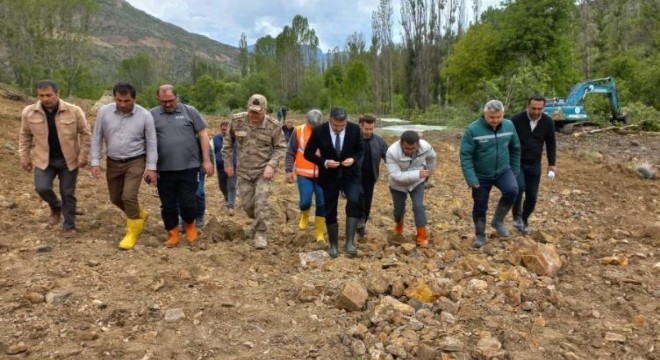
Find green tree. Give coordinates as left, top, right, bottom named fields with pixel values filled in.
left=238, top=32, right=249, bottom=78
left=344, top=59, right=370, bottom=112
left=442, top=23, right=499, bottom=107
left=191, top=75, right=223, bottom=112
left=495, top=0, right=579, bottom=91
left=118, top=52, right=154, bottom=91
left=324, top=64, right=344, bottom=107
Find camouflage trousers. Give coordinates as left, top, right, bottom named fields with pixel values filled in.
left=239, top=176, right=272, bottom=235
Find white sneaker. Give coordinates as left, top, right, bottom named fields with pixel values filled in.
left=254, top=235, right=267, bottom=249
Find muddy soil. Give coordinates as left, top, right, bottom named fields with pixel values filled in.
left=0, top=93, right=658, bottom=359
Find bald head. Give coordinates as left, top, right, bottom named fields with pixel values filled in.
left=157, top=84, right=179, bottom=113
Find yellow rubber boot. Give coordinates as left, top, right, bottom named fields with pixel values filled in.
left=164, top=228, right=180, bottom=248
left=184, top=222, right=197, bottom=244
left=314, top=216, right=326, bottom=242
left=139, top=208, right=149, bottom=222
left=118, top=217, right=144, bottom=250
left=137, top=209, right=148, bottom=237
left=299, top=209, right=310, bottom=230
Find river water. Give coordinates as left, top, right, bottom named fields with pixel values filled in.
left=375, top=118, right=447, bottom=136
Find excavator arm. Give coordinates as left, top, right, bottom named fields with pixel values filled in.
left=544, top=77, right=630, bottom=132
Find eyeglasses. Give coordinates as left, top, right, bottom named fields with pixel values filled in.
left=159, top=98, right=178, bottom=105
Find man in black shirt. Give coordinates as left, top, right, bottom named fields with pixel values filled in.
left=510, top=95, right=557, bottom=233
left=356, top=114, right=387, bottom=238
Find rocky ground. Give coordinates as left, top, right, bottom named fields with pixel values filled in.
left=0, top=91, right=658, bottom=359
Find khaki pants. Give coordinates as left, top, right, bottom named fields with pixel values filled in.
left=106, top=156, right=145, bottom=219
left=239, top=176, right=272, bottom=235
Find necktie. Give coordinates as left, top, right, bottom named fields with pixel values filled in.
left=334, top=132, right=341, bottom=157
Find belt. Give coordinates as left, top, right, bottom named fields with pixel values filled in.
left=107, top=154, right=145, bottom=163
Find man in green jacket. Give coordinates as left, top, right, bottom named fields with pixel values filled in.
left=459, top=99, right=521, bottom=248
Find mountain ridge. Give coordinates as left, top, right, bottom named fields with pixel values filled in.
left=88, top=0, right=239, bottom=82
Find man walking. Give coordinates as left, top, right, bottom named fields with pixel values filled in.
left=151, top=85, right=214, bottom=247
left=212, top=121, right=238, bottom=215
left=19, top=79, right=91, bottom=237
left=91, top=82, right=158, bottom=250
left=285, top=109, right=326, bottom=242
left=356, top=114, right=387, bottom=238
left=223, top=94, right=286, bottom=249
left=304, top=107, right=363, bottom=258
left=459, top=99, right=520, bottom=248
left=386, top=130, right=436, bottom=247
left=510, top=95, right=557, bottom=233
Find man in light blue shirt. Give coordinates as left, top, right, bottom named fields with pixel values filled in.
left=91, top=82, right=158, bottom=250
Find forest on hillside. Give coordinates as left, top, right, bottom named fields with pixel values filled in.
left=1, top=0, right=660, bottom=129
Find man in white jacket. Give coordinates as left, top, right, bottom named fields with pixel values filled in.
left=386, top=130, right=436, bottom=247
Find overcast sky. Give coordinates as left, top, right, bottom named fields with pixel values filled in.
left=126, top=0, right=501, bottom=51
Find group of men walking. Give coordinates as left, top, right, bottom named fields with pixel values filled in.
left=18, top=79, right=556, bottom=255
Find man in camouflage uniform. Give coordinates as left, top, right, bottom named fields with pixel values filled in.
left=222, top=94, right=286, bottom=249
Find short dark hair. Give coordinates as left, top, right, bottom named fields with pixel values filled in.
left=220, top=120, right=229, bottom=127
left=400, top=130, right=419, bottom=145
left=113, top=82, right=137, bottom=98
left=329, top=107, right=347, bottom=121
left=36, top=79, right=59, bottom=93
left=359, top=114, right=377, bottom=124
left=528, top=95, right=545, bottom=105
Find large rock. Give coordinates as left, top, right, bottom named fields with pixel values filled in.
left=372, top=296, right=415, bottom=323
left=477, top=334, right=505, bottom=359
left=45, top=290, right=71, bottom=305
left=298, top=250, right=330, bottom=268
left=365, top=274, right=390, bottom=296
left=416, top=343, right=438, bottom=360
left=336, top=281, right=368, bottom=312
left=404, top=279, right=438, bottom=303
left=510, top=243, right=562, bottom=277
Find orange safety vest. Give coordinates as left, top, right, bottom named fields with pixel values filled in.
left=294, top=124, right=319, bottom=178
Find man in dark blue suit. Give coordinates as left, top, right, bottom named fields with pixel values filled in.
left=304, top=107, right=363, bottom=258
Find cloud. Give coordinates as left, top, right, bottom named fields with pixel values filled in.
left=125, top=0, right=501, bottom=50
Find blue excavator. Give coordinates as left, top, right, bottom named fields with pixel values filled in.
left=544, top=77, right=630, bottom=133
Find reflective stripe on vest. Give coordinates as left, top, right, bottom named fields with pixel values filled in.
left=294, top=124, right=318, bottom=178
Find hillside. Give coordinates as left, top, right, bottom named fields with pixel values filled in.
left=87, top=0, right=238, bottom=82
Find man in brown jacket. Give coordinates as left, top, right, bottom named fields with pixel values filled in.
left=19, top=79, right=91, bottom=237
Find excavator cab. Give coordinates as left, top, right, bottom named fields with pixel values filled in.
left=543, top=77, right=630, bottom=133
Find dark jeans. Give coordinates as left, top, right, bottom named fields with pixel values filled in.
left=390, top=182, right=427, bottom=227
left=322, top=177, right=361, bottom=225
left=157, top=168, right=199, bottom=231
left=218, top=171, right=237, bottom=208
left=471, top=168, right=518, bottom=219
left=359, top=177, right=376, bottom=223
left=34, top=157, right=78, bottom=230
left=513, top=162, right=542, bottom=223
left=196, top=170, right=206, bottom=220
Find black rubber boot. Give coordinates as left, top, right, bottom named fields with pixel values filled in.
left=473, top=217, right=487, bottom=248
left=327, top=223, right=339, bottom=258
left=345, top=217, right=359, bottom=256
left=491, top=201, right=511, bottom=237
left=356, top=218, right=366, bottom=237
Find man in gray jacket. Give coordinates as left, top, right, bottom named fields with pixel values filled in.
left=357, top=114, right=388, bottom=238
left=386, top=130, right=436, bottom=247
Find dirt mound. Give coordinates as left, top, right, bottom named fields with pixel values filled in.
left=90, top=90, right=114, bottom=115
left=0, top=98, right=658, bottom=359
